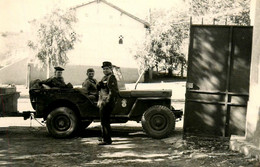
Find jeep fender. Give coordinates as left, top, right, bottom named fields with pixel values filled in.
left=43, top=100, right=80, bottom=120
left=128, top=98, right=171, bottom=120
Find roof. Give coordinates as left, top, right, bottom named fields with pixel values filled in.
left=71, top=0, right=150, bottom=28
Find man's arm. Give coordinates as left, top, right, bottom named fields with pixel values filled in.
left=107, top=75, right=119, bottom=104
left=39, top=78, right=53, bottom=87
left=82, top=80, right=91, bottom=93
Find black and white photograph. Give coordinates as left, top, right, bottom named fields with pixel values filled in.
left=0, top=0, right=260, bottom=166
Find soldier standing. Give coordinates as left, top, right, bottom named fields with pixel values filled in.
left=97, top=61, right=119, bottom=145
left=82, top=68, right=98, bottom=101
left=40, top=66, right=73, bottom=89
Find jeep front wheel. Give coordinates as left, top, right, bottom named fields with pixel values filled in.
left=141, top=105, right=175, bottom=139
left=46, top=107, right=78, bottom=138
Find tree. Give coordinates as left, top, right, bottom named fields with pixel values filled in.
left=134, top=8, right=189, bottom=79
left=149, top=23, right=189, bottom=77
left=133, top=0, right=250, bottom=80
left=189, top=0, right=250, bottom=25
left=28, top=8, right=78, bottom=78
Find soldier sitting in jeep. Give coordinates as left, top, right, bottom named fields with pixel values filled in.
left=39, top=66, right=73, bottom=89
left=82, top=68, right=98, bottom=101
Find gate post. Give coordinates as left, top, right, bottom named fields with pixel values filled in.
left=246, top=0, right=260, bottom=145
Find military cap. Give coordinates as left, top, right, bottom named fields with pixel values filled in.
left=54, top=66, right=64, bottom=71
left=87, top=68, right=94, bottom=73
left=101, top=61, right=112, bottom=68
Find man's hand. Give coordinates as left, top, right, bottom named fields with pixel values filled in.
left=42, top=84, right=51, bottom=89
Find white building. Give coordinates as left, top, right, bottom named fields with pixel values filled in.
left=68, top=0, right=150, bottom=68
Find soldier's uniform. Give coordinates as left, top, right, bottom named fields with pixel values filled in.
left=82, top=78, right=98, bottom=100
left=40, top=66, right=73, bottom=89
left=97, top=62, right=119, bottom=145
left=41, top=77, right=68, bottom=88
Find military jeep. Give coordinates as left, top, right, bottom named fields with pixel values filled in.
left=28, top=66, right=183, bottom=139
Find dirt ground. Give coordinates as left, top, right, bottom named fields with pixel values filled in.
left=0, top=118, right=259, bottom=167
left=1, top=84, right=259, bottom=166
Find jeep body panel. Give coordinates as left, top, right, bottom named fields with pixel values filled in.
left=112, top=90, right=172, bottom=121
left=30, top=88, right=99, bottom=119
left=30, top=88, right=172, bottom=122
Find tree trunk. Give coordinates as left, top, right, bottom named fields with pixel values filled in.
left=168, top=68, right=173, bottom=77
left=26, top=64, right=31, bottom=89
left=181, top=61, right=184, bottom=78
left=46, top=56, right=50, bottom=78
left=148, top=68, right=153, bottom=82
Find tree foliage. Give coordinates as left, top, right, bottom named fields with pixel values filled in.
left=28, top=8, right=78, bottom=69
left=134, top=8, right=189, bottom=76
left=190, top=0, right=250, bottom=25
left=134, top=0, right=250, bottom=78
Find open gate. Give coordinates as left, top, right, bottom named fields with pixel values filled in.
left=184, top=25, right=253, bottom=137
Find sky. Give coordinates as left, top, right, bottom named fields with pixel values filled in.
left=0, top=0, right=184, bottom=32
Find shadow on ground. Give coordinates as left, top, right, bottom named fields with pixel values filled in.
left=0, top=125, right=258, bottom=167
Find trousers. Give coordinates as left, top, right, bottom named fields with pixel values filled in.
left=99, top=103, right=113, bottom=143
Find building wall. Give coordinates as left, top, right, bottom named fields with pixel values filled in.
left=67, top=1, right=147, bottom=68
left=62, top=65, right=140, bottom=85
left=29, top=64, right=140, bottom=86
left=0, top=58, right=28, bottom=85
left=0, top=58, right=141, bottom=86
left=246, top=0, right=260, bottom=147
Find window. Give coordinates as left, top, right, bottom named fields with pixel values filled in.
left=119, top=35, right=124, bottom=44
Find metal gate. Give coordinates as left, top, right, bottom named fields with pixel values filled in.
left=184, top=25, right=253, bottom=137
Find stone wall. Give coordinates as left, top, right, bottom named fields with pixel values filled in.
left=0, top=59, right=141, bottom=86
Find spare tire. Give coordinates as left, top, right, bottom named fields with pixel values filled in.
left=46, top=107, right=79, bottom=138
left=141, top=105, right=175, bottom=139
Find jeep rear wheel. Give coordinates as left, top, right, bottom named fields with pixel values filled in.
left=141, top=105, right=175, bottom=139
left=46, top=107, right=78, bottom=138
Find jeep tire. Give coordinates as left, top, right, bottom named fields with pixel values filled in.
left=141, top=105, right=175, bottom=139
left=46, top=107, right=78, bottom=138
